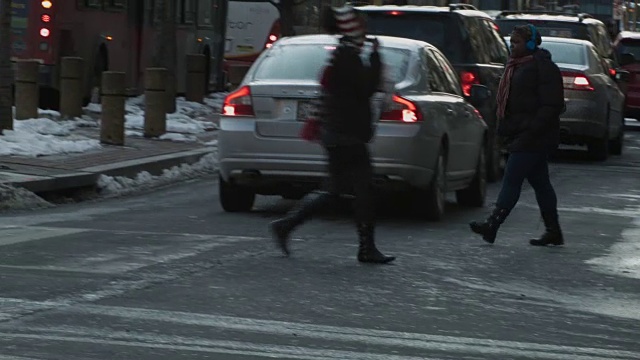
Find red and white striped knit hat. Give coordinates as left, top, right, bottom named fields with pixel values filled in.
left=332, top=5, right=365, bottom=46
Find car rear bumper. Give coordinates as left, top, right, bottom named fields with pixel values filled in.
left=218, top=118, right=440, bottom=193
left=559, top=98, right=606, bottom=144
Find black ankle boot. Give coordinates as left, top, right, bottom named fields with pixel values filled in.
left=357, top=223, right=395, bottom=264
left=530, top=212, right=564, bottom=246
left=269, top=192, right=332, bottom=256
left=469, top=207, right=510, bottom=244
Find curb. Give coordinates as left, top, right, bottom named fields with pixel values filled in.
left=2, top=148, right=214, bottom=194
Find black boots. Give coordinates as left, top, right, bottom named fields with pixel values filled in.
left=529, top=212, right=564, bottom=246
left=357, top=223, right=395, bottom=264
left=469, top=207, right=510, bottom=244
left=269, top=192, right=332, bottom=256
left=269, top=192, right=395, bottom=264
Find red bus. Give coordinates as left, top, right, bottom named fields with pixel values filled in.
left=10, top=0, right=228, bottom=108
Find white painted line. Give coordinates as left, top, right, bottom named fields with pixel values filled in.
left=0, top=330, right=444, bottom=360
left=37, top=304, right=639, bottom=360
left=0, top=227, right=87, bottom=247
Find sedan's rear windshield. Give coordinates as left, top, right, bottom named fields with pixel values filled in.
left=540, top=42, right=586, bottom=65
left=616, top=39, right=640, bottom=63
left=252, top=44, right=411, bottom=83
left=496, top=19, right=588, bottom=39
left=505, top=37, right=586, bottom=65
left=361, top=13, right=465, bottom=63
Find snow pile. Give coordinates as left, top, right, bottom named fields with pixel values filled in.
left=0, top=117, right=101, bottom=157
left=0, top=184, right=53, bottom=211
left=97, top=151, right=218, bottom=196
left=83, top=94, right=226, bottom=136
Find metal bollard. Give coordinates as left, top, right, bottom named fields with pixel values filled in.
left=100, top=71, right=126, bottom=145
left=185, top=54, right=206, bottom=103
left=144, top=68, right=168, bottom=138
left=15, top=60, right=40, bottom=120
left=60, top=57, right=84, bottom=119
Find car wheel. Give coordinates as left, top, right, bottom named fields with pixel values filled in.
left=609, top=116, right=624, bottom=156
left=421, top=150, right=447, bottom=221
left=456, top=143, right=486, bottom=207
left=588, top=110, right=609, bottom=161
left=588, top=135, right=609, bottom=161
left=219, top=175, right=255, bottom=212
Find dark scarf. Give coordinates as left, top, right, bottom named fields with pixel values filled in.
left=496, top=54, right=534, bottom=119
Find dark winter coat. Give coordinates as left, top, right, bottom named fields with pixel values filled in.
left=320, top=41, right=382, bottom=146
left=498, top=48, right=565, bottom=153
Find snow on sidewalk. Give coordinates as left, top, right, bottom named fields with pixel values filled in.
left=1, top=93, right=226, bottom=158
left=85, top=94, right=226, bottom=141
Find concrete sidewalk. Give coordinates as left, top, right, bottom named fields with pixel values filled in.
left=0, top=125, right=218, bottom=194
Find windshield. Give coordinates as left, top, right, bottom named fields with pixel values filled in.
left=362, top=13, right=466, bottom=63
left=496, top=19, right=588, bottom=39
left=616, top=39, right=640, bottom=63
left=252, top=43, right=411, bottom=83
left=540, top=42, right=586, bottom=65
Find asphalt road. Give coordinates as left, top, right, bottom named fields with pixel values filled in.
left=0, top=122, right=639, bottom=359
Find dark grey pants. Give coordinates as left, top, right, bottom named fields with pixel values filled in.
left=294, top=143, right=375, bottom=225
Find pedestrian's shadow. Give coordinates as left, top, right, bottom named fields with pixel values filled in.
left=255, top=192, right=473, bottom=226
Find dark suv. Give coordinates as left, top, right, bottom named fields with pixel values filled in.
left=356, top=4, right=508, bottom=182
left=494, top=11, right=619, bottom=71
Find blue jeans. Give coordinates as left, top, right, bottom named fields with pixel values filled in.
left=496, top=152, right=558, bottom=216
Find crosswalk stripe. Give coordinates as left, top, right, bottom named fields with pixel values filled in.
left=0, top=331, right=443, bottom=360
left=5, top=304, right=632, bottom=360
left=0, top=227, right=86, bottom=246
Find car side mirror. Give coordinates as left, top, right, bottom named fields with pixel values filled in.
left=469, top=84, right=491, bottom=107
left=615, top=69, right=630, bottom=83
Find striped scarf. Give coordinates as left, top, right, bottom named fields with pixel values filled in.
left=496, top=55, right=534, bottom=119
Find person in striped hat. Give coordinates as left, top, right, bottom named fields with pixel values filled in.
left=270, top=5, right=395, bottom=264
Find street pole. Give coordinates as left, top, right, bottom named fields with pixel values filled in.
left=632, top=0, right=638, bottom=31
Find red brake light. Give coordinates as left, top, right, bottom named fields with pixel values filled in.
left=609, top=68, right=616, bottom=76
left=562, top=71, right=594, bottom=91
left=388, top=11, right=403, bottom=15
left=380, top=95, right=422, bottom=123
left=222, top=86, right=255, bottom=116
left=460, top=70, right=480, bottom=97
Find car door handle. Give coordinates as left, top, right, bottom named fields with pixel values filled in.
left=446, top=108, right=455, bottom=116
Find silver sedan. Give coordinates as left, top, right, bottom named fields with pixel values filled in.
left=218, top=35, right=490, bottom=220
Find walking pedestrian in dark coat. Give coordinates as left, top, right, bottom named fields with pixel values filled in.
left=469, top=24, right=566, bottom=246
left=270, top=5, right=395, bottom=264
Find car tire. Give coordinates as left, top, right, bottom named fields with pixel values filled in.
left=588, top=111, right=609, bottom=161
left=219, top=175, right=255, bottom=212
left=609, top=116, right=624, bottom=156
left=588, top=135, right=609, bottom=161
left=421, top=150, right=447, bottom=221
left=456, top=143, right=486, bottom=207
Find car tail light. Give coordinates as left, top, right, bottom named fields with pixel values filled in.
left=460, top=70, right=480, bottom=97
left=380, top=95, right=422, bottom=122
left=609, top=68, right=616, bottom=76
left=388, top=11, right=403, bottom=15
left=562, top=71, right=594, bottom=91
left=222, top=86, right=255, bottom=116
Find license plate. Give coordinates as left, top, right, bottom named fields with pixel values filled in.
left=296, top=101, right=316, bottom=121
